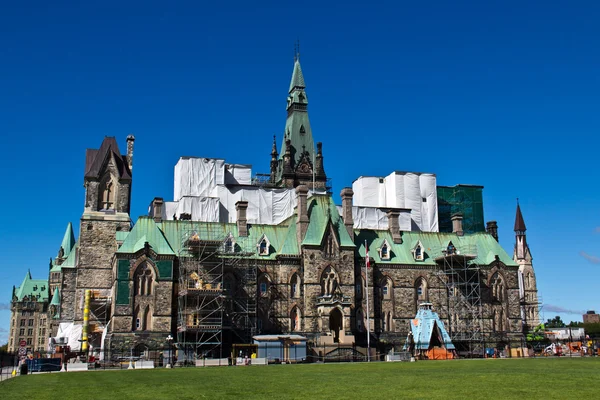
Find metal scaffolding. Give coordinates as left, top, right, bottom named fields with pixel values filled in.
left=435, top=243, right=483, bottom=345
left=177, top=228, right=257, bottom=359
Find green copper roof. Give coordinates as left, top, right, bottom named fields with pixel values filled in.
left=278, top=58, right=316, bottom=173
left=50, top=288, right=61, bottom=306
left=303, top=195, right=355, bottom=248
left=116, top=217, right=175, bottom=255
left=51, top=242, right=78, bottom=272
left=289, top=59, right=306, bottom=92
left=60, top=222, right=76, bottom=259
left=13, top=271, right=49, bottom=302
left=354, top=230, right=517, bottom=267
left=157, top=217, right=299, bottom=260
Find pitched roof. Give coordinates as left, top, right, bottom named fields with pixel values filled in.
left=116, top=217, right=175, bottom=255
left=84, top=136, right=131, bottom=180
left=60, top=222, right=76, bottom=258
left=303, top=195, right=355, bottom=248
left=13, top=271, right=49, bottom=302
left=514, top=203, right=527, bottom=232
left=289, top=59, right=306, bottom=92
left=51, top=242, right=78, bottom=272
left=354, top=230, right=517, bottom=267
left=157, top=216, right=299, bottom=260
left=50, top=288, right=61, bottom=306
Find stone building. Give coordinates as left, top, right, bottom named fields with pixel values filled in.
left=8, top=55, right=540, bottom=359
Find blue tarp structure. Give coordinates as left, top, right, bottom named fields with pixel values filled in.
left=404, top=303, right=455, bottom=354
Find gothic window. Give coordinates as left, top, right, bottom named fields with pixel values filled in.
left=382, top=278, right=393, bottom=300
left=324, top=228, right=338, bottom=257
left=134, top=264, right=154, bottom=296
left=290, top=307, right=301, bottom=332
left=493, top=308, right=505, bottom=332
left=258, top=235, right=270, bottom=256
left=320, top=266, right=339, bottom=296
left=99, top=175, right=116, bottom=210
left=491, top=273, right=505, bottom=302
left=355, top=277, right=363, bottom=298
left=258, top=274, right=271, bottom=297
left=415, top=277, right=428, bottom=305
left=356, top=307, right=365, bottom=332
left=379, top=240, right=390, bottom=261
left=526, top=272, right=532, bottom=289
left=223, top=274, right=235, bottom=294
left=290, top=273, right=301, bottom=299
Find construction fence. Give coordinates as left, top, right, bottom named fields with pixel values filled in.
left=2, top=338, right=599, bottom=379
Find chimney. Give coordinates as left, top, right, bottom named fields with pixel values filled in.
left=296, top=185, right=309, bottom=244
left=126, top=134, right=135, bottom=171
left=386, top=209, right=403, bottom=244
left=451, top=213, right=464, bottom=236
left=340, top=187, right=354, bottom=239
left=486, top=220, right=499, bottom=242
left=150, top=197, right=164, bottom=222
left=236, top=201, right=249, bottom=237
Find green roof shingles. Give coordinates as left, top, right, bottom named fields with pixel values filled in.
left=303, top=195, right=354, bottom=248
left=13, top=271, right=49, bottom=302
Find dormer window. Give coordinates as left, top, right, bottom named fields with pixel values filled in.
left=258, top=235, right=270, bottom=256
left=378, top=240, right=391, bottom=261
left=447, top=241, right=456, bottom=255
left=224, top=234, right=235, bottom=253
left=412, top=241, right=424, bottom=261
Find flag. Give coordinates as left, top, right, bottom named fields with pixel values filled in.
left=365, top=243, right=370, bottom=269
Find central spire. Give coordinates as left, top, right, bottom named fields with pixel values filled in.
left=271, top=52, right=327, bottom=190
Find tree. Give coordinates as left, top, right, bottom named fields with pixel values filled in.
left=0, top=342, right=8, bottom=352
left=545, top=316, right=566, bottom=328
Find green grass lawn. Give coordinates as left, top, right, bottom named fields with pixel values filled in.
left=2, top=358, right=599, bottom=400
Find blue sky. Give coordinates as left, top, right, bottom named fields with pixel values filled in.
left=1, top=1, right=599, bottom=343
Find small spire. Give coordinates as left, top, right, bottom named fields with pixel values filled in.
left=271, top=135, right=278, bottom=157
left=514, top=201, right=527, bottom=233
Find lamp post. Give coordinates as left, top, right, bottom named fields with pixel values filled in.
left=166, top=335, right=173, bottom=368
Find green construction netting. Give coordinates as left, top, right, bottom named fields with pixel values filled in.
left=437, top=185, right=485, bottom=233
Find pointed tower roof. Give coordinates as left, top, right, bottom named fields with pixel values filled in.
left=514, top=202, right=527, bottom=232
left=84, top=136, right=131, bottom=180
left=289, top=59, right=306, bottom=92
left=60, top=222, right=76, bottom=258
left=50, top=288, right=61, bottom=306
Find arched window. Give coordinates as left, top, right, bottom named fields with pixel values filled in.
left=290, top=307, right=301, bottom=332
left=320, top=266, right=339, bottom=296
left=98, top=175, right=116, bottom=210
left=223, top=273, right=236, bottom=294
left=356, top=276, right=363, bottom=298
left=290, top=273, right=301, bottom=298
left=134, top=264, right=154, bottom=296
left=491, top=273, right=505, bottom=302
left=382, top=278, right=393, bottom=300
left=415, top=277, right=428, bottom=304
left=356, top=307, right=365, bottom=332
left=258, top=274, right=271, bottom=297
left=526, top=272, right=532, bottom=289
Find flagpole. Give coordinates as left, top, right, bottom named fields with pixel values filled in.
left=365, top=239, right=370, bottom=362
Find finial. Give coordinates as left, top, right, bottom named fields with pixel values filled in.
left=516, top=197, right=519, bottom=205
left=294, top=39, right=300, bottom=61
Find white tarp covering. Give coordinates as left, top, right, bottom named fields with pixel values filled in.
left=352, top=172, right=439, bottom=232
left=56, top=322, right=83, bottom=351
left=170, top=157, right=297, bottom=224
left=224, top=164, right=252, bottom=185
left=174, top=158, right=226, bottom=200
left=336, top=206, right=412, bottom=230
left=216, top=185, right=296, bottom=224
left=163, top=197, right=220, bottom=222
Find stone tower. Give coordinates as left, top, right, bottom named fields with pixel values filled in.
left=73, top=136, right=134, bottom=322
left=271, top=54, right=327, bottom=190
left=513, top=202, right=540, bottom=328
